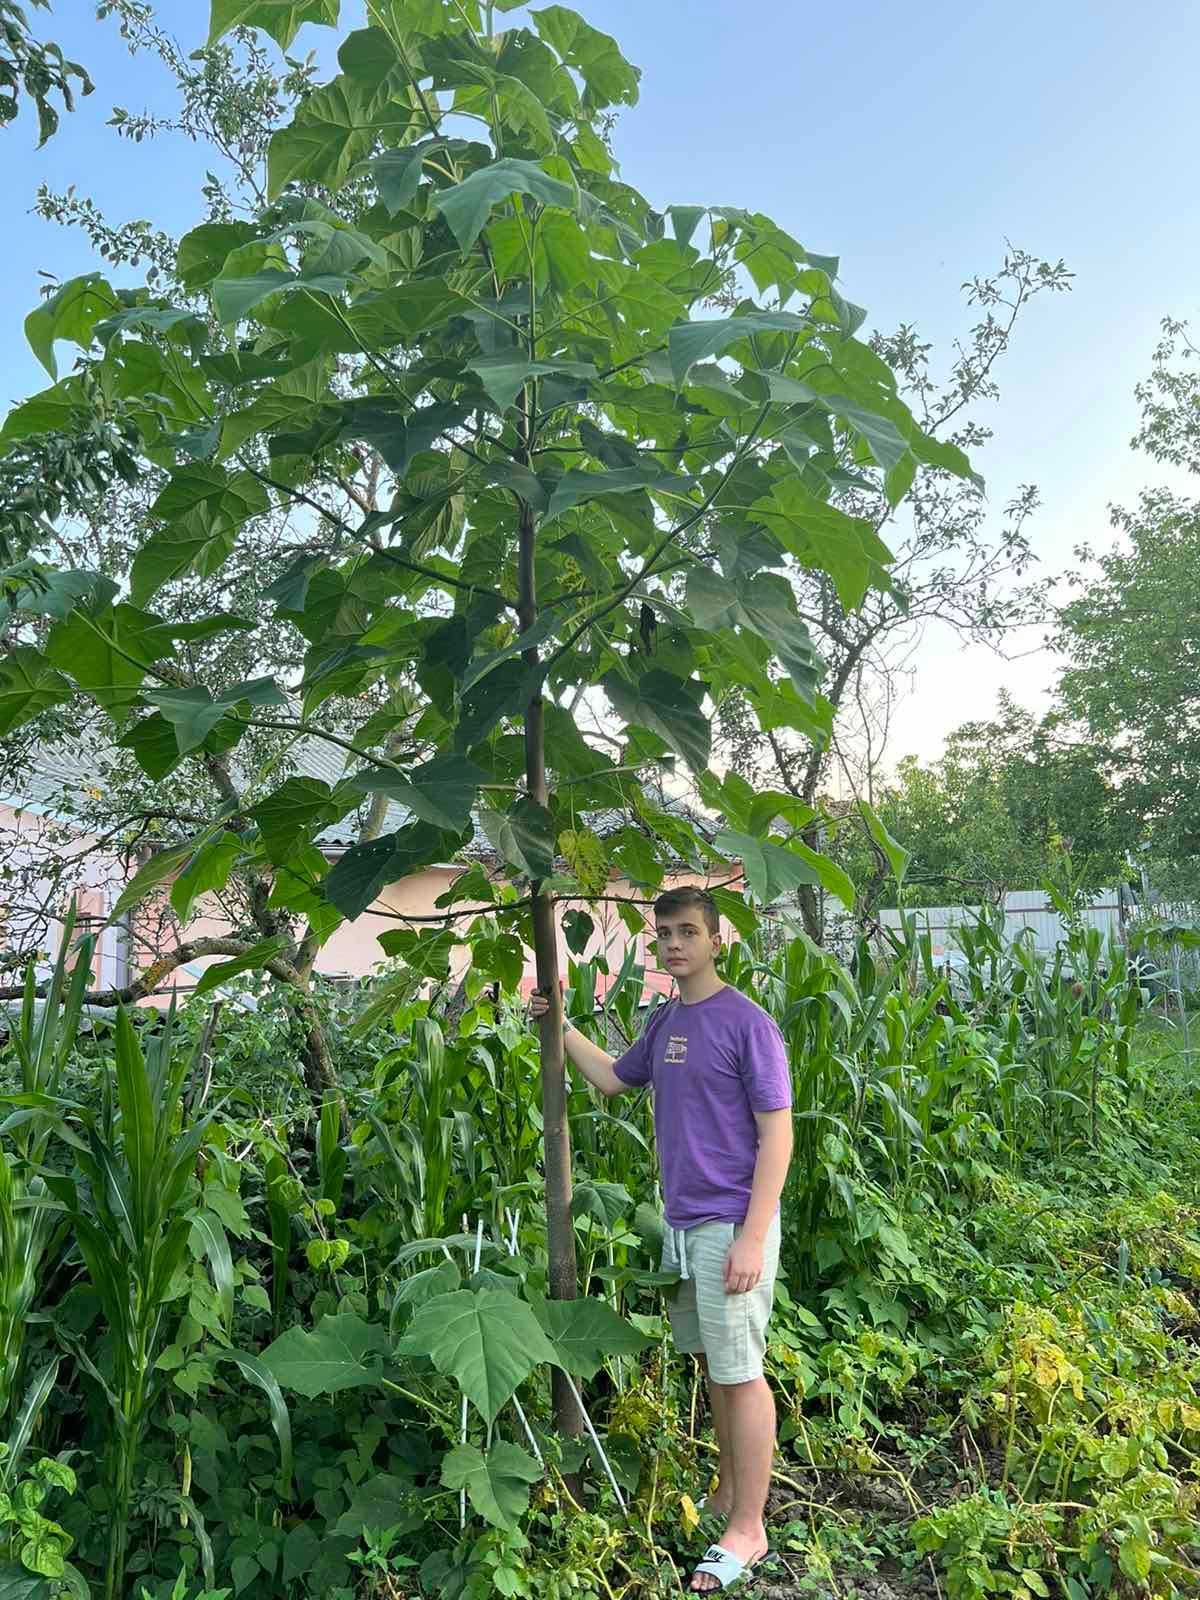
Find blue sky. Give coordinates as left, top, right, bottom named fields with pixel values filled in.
left=3, top=0, right=1198, bottom=764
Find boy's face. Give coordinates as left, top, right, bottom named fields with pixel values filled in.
left=654, top=911, right=720, bottom=980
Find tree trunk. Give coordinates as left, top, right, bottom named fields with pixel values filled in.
left=518, top=492, right=583, bottom=1447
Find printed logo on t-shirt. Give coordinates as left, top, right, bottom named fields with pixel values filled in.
left=664, top=1033, right=688, bottom=1064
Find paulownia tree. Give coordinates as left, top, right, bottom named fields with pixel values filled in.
left=0, top=0, right=973, bottom=1438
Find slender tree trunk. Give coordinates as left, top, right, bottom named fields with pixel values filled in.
left=518, top=493, right=583, bottom=1446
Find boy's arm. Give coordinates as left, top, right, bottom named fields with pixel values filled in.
left=562, top=1021, right=630, bottom=1098
left=724, top=1109, right=793, bottom=1294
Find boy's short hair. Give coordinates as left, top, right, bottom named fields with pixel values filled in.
left=653, top=886, right=720, bottom=935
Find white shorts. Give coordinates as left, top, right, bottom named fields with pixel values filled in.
left=660, top=1215, right=781, bottom=1385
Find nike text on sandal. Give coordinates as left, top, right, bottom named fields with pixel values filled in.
left=689, top=1543, right=767, bottom=1592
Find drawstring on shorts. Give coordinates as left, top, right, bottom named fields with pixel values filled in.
left=670, top=1226, right=690, bottom=1280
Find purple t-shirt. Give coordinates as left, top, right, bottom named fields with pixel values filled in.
left=613, top=986, right=792, bottom=1229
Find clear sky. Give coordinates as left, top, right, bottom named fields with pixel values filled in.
left=3, top=0, right=1198, bottom=766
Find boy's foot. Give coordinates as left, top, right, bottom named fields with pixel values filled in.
left=689, top=1525, right=768, bottom=1592
left=701, top=1478, right=734, bottom=1518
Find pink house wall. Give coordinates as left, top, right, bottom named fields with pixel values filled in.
left=1, top=796, right=740, bottom=1004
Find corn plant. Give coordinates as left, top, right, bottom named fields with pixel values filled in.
left=360, top=1017, right=482, bottom=1244
left=0, top=911, right=93, bottom=1442
left=42, top=1005, right=224, bottom=1600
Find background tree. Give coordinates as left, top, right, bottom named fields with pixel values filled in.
left=1054, top=318, right=1200, bottom=900
left=0, top=0, right=972, bottom=1443
left=837, top=692, right=1134, bottom=908
left=715, top=248, right=1072, bottom=935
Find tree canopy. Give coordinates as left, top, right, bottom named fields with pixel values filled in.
left=0, top=0, right=971, bottom=992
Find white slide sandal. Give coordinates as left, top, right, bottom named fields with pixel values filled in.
left=689, top=1543, right=766, bottom=1592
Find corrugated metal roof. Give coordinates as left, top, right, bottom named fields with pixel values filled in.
left=10, top=739, right=717, bottom=867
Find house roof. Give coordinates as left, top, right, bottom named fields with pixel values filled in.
left=7, top=735, right=719, bottom=870
left=316, top=782, right=718, bottom=863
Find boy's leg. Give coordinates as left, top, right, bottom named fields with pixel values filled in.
left=686, top=1218, right=781, bottom=1593
left=696, top=1356, right=734, bottom=1515
left=702, top=1374, right=774, bottom=1569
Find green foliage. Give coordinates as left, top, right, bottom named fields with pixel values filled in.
left=0, top=0, right=93, bottom=145
left=840, top=695, right=1136, bottom=908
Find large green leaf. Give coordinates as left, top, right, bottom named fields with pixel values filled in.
left=0, top=1564, right=52, bottom=1599
left=747, top=478, right=892, bottom=611
left=398, top=1289, right=558, bottom=1424
left=861, top=801, right=910, bottom=886
left=440, top=1441, right=542, bottom=1531
left=211, top=269, right=346, bottom=326
left=602, top=669, right=711, bottom=774
left=715, top=828, right=854, bottom=910
left=323, top=821, right=461, bottom=920
left=545, top=463, right=691, bottom=522
left=170, top=832, right=244, bottom=923
left=332, top=1476, right=424, bottom=1539
left=352, top=753, right=486, bottom=833
left=466, top=353, right=596, bottom=414
left=0, top=647, right=71, bottom=737
left=252, top=776, right=349, bottom=865
left=266, top=56, right=411, bottom=199
left=357, top=138, right=446, bottom=215
left=714, top=829, right=821, bottom=905
left=25, top=273, right=120, bottom=378
left=194, top=935, right=292, bottom=995
left=45, top=602, right=170, bottom=724
left=687, top=567, right=823, bottom=701
left=434, top=156, right=579, bottom=253
left=668, top=310, right=813, bottom=386
left=532, top=6, right=640, bottom=108
left=258, top=1312, right=390, bottom=1399
left=0, top=378, right=88, bottom=446
left=143, top=676, right=286, bottom=755
left=479, top=797, right=555, bottom=880
left=209, top=0, right=339, bottom=48
left=109, top=841, right=197, bottom=921
left=531, top=1296, right=650, bottom=1379
left=133, top=466, right=270, bottom=603
left=176, top=221, right=259, bottom=291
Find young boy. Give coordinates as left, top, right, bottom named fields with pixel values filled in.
left=532, top=886, right=793, bottom=1593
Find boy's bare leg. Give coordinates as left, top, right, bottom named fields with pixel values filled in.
left=691, top=1376, right=774, bottom=1594
left=697, top=1357, right=734, bottom=1515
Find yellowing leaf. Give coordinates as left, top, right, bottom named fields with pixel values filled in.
left=679, top=1493, right=700, bottom=1534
